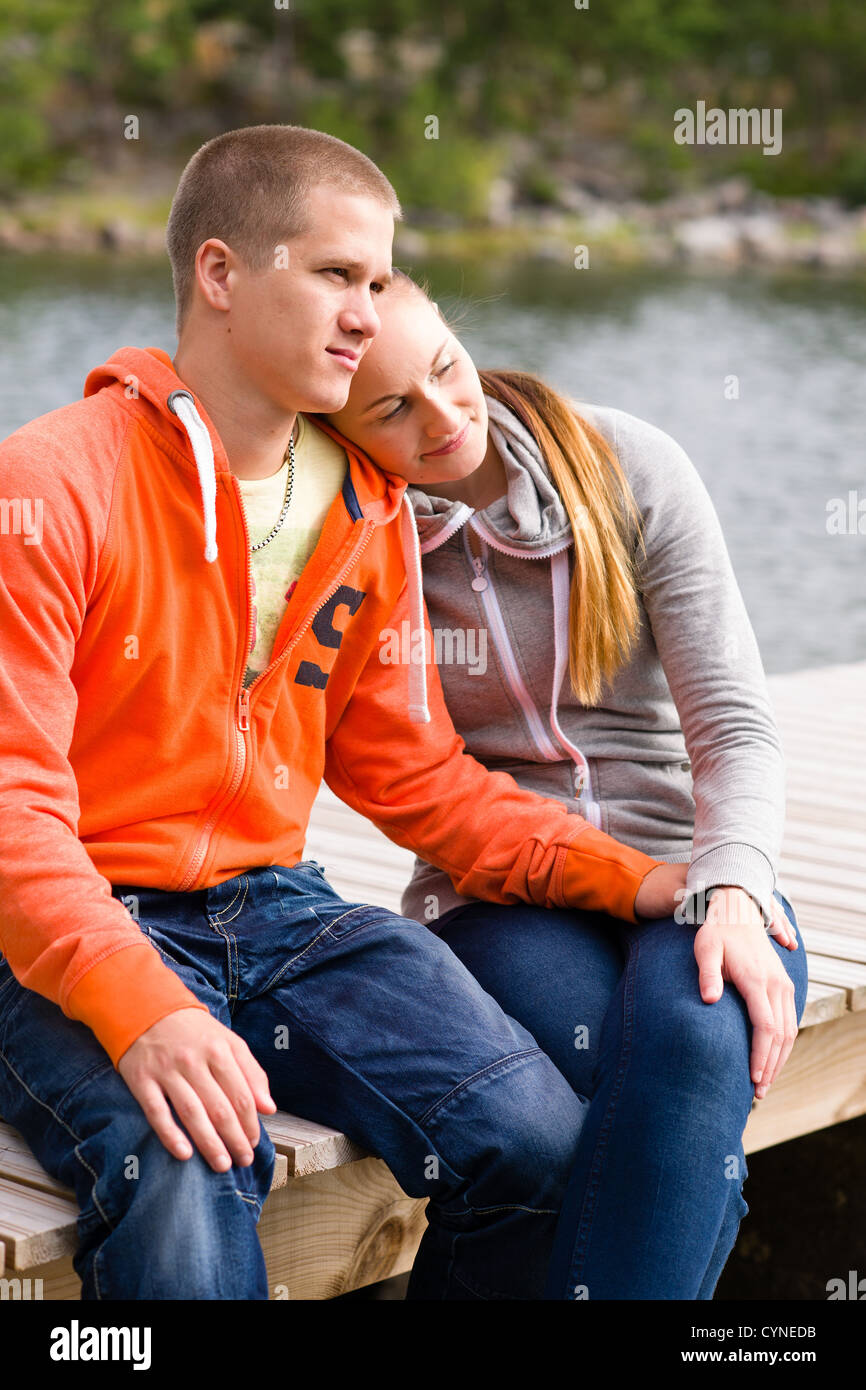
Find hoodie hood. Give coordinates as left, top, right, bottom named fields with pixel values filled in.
left=409, top=393, right=572, bottom=556
left=83, top=346, right=431, bottom=722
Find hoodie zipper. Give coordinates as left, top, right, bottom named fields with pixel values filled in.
left=461, top=523, right=596, bottom=809
left=175, top=501, right=376, bottom=893
left=463, top=528, right=564, bottom=764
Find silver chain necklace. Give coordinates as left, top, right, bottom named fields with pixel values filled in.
left=250, top=428, right=296, bottom=552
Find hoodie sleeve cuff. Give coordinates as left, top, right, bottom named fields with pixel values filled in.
left=684, top=844, right=776, bottom=926
left=64, top=942, right=211, bottom=1069
left=560, top=828, right=662, bottom=923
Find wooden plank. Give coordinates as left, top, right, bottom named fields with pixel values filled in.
left=1, top=1252, right=80, bottom=1301
left=799, top=980, right=847, bottom=1029
left=793, top=904, right=866, bottom=941
left=258, top=1156, right=426, bottom=1299
left=0, top=1120, right=288, bottom=1195
left=0, top=1125, right=75, bottom=1201
left=744, top=1007, right=866, bottom=1153
left=777, top=876, right=866, bottom=915
left=0, top=1178, right=78, bottom=1270
left=806, top=954, right=866, bottom=1010
left=778, top=858, right=866, bottom=891
left=9, top=1159, right=428, bottom=1301
left=780, top=842, right=866, bottom=874
left=800, top=925, right=866, bottom=965
left=262, top=1113, right=366, bottom=1177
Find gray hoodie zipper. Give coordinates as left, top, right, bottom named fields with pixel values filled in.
left=461, top=524, right=601, bottom=827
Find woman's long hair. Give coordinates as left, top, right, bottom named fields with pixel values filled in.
left=477, top=367, right=644, bottom=706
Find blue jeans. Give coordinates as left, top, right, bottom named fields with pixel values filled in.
left=437, top=888, right=808, bottom=1300
left=0, top=862, right=586, bottom=1300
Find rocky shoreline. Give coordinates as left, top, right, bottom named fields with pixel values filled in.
left=1, top=176, right=864, bottom=271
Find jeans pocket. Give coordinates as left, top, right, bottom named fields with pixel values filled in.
left=133, top=918, right=190, bottom=973
left=318, top=902, right=398, bottom=942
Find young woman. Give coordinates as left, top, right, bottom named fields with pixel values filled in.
left=322, top=269, right=808, bottom=1300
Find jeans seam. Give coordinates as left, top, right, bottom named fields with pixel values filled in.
left=209, top=876, right=249, bottom=926
left=207, top=918, right=239, bottom=1007
left=416, top=1047, right=545, bottom=1128
left=256, top=918, right=356, bottom=996
left=0, top=1045, right=116, bottom=1234
left=567, top=931, right=639, bottom=1295
left=470, top=1201, right=559, bottom=1216
left=322, top=905, right=390, bottom=935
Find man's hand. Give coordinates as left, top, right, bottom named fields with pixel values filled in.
left=634, top=861, right=688, bottom=919
left=117, top=1008, right=277, bottom=1173
left=693, top=886, right=798, bottom=1099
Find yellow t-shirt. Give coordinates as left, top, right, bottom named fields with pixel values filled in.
left=236, top=414, right=347, bottom=687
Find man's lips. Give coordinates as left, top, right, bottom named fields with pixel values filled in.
left=422, top=420, right=470, bottom=457
left=327, top=347, right=360, bottom=371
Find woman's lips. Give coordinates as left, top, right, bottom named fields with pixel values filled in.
left=422, top=420, right=470, bottom=457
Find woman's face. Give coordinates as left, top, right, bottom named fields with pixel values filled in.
left=325, top=289, right=489, bottom=486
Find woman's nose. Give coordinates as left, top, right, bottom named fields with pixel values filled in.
left=424, top=399, right=463, bottom=438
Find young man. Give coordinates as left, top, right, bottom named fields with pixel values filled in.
left=0, top=125, right=683, bottom=1300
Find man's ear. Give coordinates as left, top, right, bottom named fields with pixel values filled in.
left=193, top=238, right=237, bottom=315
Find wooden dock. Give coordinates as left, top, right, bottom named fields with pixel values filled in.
left=2, top=658, right=864, bottom=1297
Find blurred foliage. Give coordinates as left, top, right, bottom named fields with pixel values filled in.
left=1, top=0, right=865, bottom=205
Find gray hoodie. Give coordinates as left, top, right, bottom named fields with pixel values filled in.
left=399, top=393, right=785, bottom=929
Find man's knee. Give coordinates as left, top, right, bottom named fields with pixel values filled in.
left=74, top=1114, right=275, bottom=1298
left=75, top=1101, right=275, bottom=1230
left=425, top=1048, right=587, bottom=1212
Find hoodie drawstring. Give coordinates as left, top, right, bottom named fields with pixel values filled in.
left=167, top=389, right=219, bottom=563
left=400, top=496, right=432, bottom=724
left=550, top=549, right=601, bottom=827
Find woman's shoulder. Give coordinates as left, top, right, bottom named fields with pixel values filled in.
left=567, top=398, right=688, bottom=463
left=566, top=398, right=710, bottom=510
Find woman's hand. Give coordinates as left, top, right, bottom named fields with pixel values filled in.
left=693, top=886, right=799, bottom=1099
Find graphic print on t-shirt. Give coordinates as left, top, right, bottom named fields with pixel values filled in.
left=236, top=414, right=347, bottom=687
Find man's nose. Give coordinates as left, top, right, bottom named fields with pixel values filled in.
left=338, top=290, right=381, bottom=342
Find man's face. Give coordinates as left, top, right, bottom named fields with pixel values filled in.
left=224, top=184, right=394, bottom=415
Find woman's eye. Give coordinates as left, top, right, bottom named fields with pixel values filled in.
left=437, top=360, right=455, bottom=377
left=382, top=400, right=406, bottom=421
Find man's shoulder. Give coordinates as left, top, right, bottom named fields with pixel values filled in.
left=0, top=388, right=134, bottom=490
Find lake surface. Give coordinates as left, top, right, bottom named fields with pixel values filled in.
left=0, top=251, right=863, bottom=675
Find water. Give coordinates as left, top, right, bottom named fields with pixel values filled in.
left=0, top=251, right=863, bottom=674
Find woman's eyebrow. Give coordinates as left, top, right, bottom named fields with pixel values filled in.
left=361, top=337, right=451, bottom=414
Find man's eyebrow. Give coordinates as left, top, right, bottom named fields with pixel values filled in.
left=321, top=257, right=393, bottom=285
left=361, top=336, right=451, bottom=415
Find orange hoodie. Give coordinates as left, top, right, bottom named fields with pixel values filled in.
left=0, top=347, right=661, bottom=1068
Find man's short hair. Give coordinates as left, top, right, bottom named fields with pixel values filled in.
left=166, top=124, right=402, bottom=335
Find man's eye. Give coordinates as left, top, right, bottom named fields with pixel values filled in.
left=325, top=267, right=348, bottom=278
